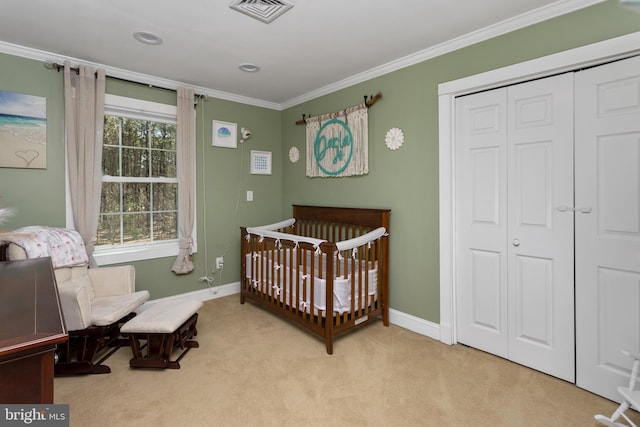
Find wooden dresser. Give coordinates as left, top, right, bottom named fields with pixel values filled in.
left=0, top=257, right=67, bottom=403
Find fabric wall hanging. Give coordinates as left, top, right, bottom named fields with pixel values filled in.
left=305, top=103, right=369, bottom=178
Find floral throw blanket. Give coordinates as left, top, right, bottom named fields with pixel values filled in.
left=4, top=226, right=89, bottom=267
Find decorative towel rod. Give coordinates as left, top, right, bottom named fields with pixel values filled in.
left=295, top=92, right=382, bottom=125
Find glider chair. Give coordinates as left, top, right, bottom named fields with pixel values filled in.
left=3, top=227, right=149, bottom=375
left=595, top=349, right=640, bottom=427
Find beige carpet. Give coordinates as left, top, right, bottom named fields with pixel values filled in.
left=54, top=294, right=637, bottom=427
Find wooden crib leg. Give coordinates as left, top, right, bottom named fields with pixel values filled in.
left=325, top=324, right=334, bottom=355
left=382, top=303, right=390, bottom=326
left=325, top=337, right=333, bottom=355
left=325, top=314, right=334, bottom=354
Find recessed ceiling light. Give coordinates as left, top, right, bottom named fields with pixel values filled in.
left=133, top=31, right=163, bottom=45
left=239, top=63, right=260, bottom=73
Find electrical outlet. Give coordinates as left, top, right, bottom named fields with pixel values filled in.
left=216, top=257, right=224, bottom=269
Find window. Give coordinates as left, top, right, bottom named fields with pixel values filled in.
left=93, top=95, right=189, bottom=265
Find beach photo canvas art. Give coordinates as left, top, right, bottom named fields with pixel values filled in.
left=0, top=90, right=47, bottom=169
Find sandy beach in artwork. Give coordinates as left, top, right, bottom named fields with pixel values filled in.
left=0, top=125, right=47, bottom=169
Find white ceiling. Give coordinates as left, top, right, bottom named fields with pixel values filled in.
left=0, top=0, right=603, bottom=109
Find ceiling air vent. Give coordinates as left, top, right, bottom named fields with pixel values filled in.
left=229, top=0, right=294, bottom=24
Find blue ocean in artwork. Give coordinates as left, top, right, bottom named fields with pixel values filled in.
left=0, top=113, right=47, bottom=128
left=217, top=127, right=232, bottom=137
left=0, top=90, right=47, bottom=168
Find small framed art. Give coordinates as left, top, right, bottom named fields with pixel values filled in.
left=250, top=150, right=272, bottom=175
left=212, top=120, right=237, bottom=148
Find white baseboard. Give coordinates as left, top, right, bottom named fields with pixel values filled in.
left=145, top=284, right=443, bottom=342
left=389, top=308, right=441, bottom=341
left=142, top=281, right=241, bottom=308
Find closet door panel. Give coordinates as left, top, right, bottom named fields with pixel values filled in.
left=598, top=134, right=640, bottom=235
left=514, top=141, right=552, bottom=227
left=456, top=73, right=574, bottom=381
left=469, top=249, right=502, bottom=331
left=507, top=73, right=575, bottom=382
left=455, top=89, right=509, bottom=357
left=598, top=268, right=640, bottom=368
left=575, top=55, right=640, bottom=402
left=513, top=254, right=553, bottom=345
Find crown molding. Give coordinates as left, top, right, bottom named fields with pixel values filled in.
left=280, top=0, right=606, bottom=109
left=0, top=40, right=281, bottom=110
left=0, top=0, right=606, bottom=111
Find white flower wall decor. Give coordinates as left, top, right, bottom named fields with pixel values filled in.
left=385, top=127, right=404, bottom=150
left=289, top=146, right=300, bottom=163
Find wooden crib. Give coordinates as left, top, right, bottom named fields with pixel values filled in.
left=240, top=205, right=390, bottom=354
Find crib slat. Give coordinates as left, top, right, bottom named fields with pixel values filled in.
left=364, top=239, right=370, bottom=317
left=285, top=244, right=292, bottom=311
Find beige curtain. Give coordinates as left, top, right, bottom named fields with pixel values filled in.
left=64, top=61, right=105, bottom=267
left=171, top=87, right=196, bottom=274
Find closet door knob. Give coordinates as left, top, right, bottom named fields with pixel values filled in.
left=513, top=239, right=520, bottom=247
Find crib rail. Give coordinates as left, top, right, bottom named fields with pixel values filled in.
left=293, top=205, right=390, bottom=230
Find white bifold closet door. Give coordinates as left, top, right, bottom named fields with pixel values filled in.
left=455, top=73, right=575, bottom=382
left=575, top=55, right=640, bottom=402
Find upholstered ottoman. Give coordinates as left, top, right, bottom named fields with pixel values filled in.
left=121, top=299, right=203, bottom=369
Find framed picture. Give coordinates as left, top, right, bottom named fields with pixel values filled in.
left=250, top=150, right=272, bottom=175
left=212, top=120, right=237, bottom=148
left=0, top=90, right=47, bottom=169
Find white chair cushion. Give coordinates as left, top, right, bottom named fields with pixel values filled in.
left=56, top=276, right=94, bottom=331
left=54, top=267, right=72, bottom=283
left=121, top=299, right=203, bottom=334
left=91, top=290, right=150, bottom=326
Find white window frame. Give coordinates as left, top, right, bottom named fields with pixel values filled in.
left=66, top=94, right=197, bottom=266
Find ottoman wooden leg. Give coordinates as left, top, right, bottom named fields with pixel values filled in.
left=126, top=313, right=200, bottom=369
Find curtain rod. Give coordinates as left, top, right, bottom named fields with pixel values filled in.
left=44, top=61, right=205, bottom=100
left=295, top=92, right=382, bottom=125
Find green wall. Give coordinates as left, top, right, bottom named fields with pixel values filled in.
left=281, top=0, right=640, bottom=323
left=1, top=0, right=639, bottom=320
left=0, top=55, right=66, bottom=227
left=0, top=59, right=283, bottom=300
